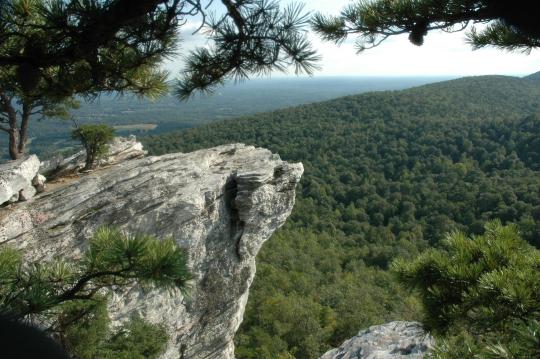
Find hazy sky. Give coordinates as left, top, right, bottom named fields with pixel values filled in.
left=164, top=0, right=539, bottom=78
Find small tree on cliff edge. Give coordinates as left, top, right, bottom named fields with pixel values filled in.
left=0, top=0, right=319, bottom=160
left=312, top=0, right=540, bottom=53
left=72, top=124, right=115, bottom=170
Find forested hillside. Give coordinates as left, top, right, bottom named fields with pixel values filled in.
left=524, top=71, right=540, bottom=81
left=143, top=75, right=540, bottom=358
left=0, top=77, right=441, bottom=160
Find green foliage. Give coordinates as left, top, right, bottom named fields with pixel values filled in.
left=0, top=0, right=316, bottom=98
left=0, top=226, right=191, bottom=322
left=1, top=77, right=439, bottom=160
left=393, top=221, right=540, bottom=358
left=467, top=22, right=540, bottom=53
left=0, top=0, right=175, bottom=97
left=60, top=299, right=110, bottom=358
left=72, top=124, right=115, bottom=170
left=432, top=321, right=540, bottom=359
left=312, top=0, right=540, bottom=52
left=0, top=0, right=170, bottom=159
left=145, top=76, right=540, bottom=248
left=177, top=1, right=319, bottom=99
left=0, top=226, right=190, bottom=357
left=60, top=299, right=168, bottom=359
left=234, top=229, right=421, bottom=359
left=1, top=0, right=317, bottom=159
left=142, top=75, right=540, bottom=358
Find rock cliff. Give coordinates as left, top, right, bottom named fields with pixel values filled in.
left=320, top=321, right=434, bottom=359
left=0, top=143, right=303, bottom=359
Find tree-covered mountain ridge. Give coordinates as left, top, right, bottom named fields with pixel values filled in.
left=147, top=74, right=540, bottom=155
left=143, top=74, right=540, bottom=358
left=524, top=71, right=540, bottom=81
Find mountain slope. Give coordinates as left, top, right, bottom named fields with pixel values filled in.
left=524, top=71, right=540, bottom=81
left=1, top=77, right=445, bottom=160
left=143, top=75, right=540, bottom=358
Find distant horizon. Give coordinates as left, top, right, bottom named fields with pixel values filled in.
left=89, top=73, right=537, bottom=100
left=263, top=73, right=532, bottom=79
left=165, top=72, right=536, bottom=84
left=3, top=72, right=539, bottom=161
left=224, top=71, right=538, bottom=80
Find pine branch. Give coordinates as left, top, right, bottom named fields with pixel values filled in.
left=0, top=227, right=191, bottom=322
left=177, top=0, right=319, bottom=99
left=312, top=0, right=540, bottom=52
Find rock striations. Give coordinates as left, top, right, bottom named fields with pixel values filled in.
left=320, top=321, right=434, bottom=359
left=0, top=143, right=303, bottom=359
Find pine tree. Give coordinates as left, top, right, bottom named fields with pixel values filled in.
left=392, top=221, right=540, bottom=358
left=312, top=0, right=540, bottom=53
left=0, top=226, right=191, bottom=329
left=72, top=124, right=115, bottom=170
left=0, top=0, right=318, bottom=159
left=58, top=300, right=170, bottom=359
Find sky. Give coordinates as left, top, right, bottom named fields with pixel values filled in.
left=163, top=0, right=540, bottom=78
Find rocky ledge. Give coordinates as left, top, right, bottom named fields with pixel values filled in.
left=320, top=321, right=434, bottom=359
left=0, top=143, right=303, bottom=359
left=40, top=134, right=146, bottom=178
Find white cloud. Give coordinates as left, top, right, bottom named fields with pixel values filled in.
left=311, top=29, right=539, bottom=77
left=163, top=0, right=540, bottom=78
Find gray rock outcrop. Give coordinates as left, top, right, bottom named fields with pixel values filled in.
left=32, top=174, right=47, bottom=193
left=0, top=144, right=303, bottom=359
left=40, top=135, right=146, bottom=178
left=102, top=135, right=147, bottom=164
left=0, top=155, right=40, bottom=205
left=320, top=321, right=434, bottom=359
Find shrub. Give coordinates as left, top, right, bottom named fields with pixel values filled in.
left=72, top=124, right=115, bottom=170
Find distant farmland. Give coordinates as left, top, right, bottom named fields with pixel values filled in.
left=113, top=123, right=158, bottom=131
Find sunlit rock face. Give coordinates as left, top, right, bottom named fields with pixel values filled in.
left=0, top=155, right=40, bottom=205
left=0, top=143, right=303, bottom=359
left=320, top=321, right=434, bottom=359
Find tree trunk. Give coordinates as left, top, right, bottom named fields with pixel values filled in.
left=84, top=156, right=94, bottom=171
left=7, top=102, right=21, bottom=160
left=0, top=91, right=22, bottom=160
left=84, top=146, right=95, bottom=170
left=17, top=101, right=31, bottom=155
left=8, top=128, right=21, bottom=160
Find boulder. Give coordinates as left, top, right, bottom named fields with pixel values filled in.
left=320, top=321, right=434, bottom=359
left=0, top=155, right=40, bottom=206
left=101, top=135, right=147, bottom=165
left=32, top=174, right=47, bottom=193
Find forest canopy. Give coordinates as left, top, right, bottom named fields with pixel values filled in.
left=144, top=75, right=540, bottom=357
